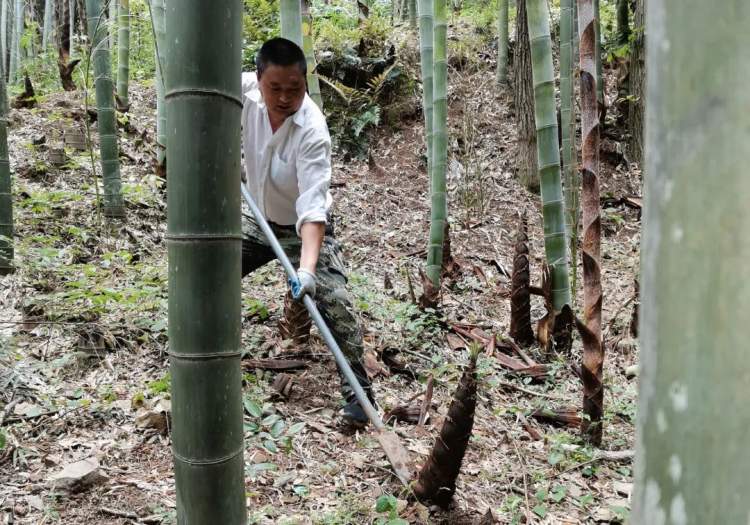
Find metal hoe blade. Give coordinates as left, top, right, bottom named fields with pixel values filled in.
left=240, top=184, right=413, bottom=485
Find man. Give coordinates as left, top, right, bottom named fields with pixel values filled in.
left=241, top=38, right=375, bottom=426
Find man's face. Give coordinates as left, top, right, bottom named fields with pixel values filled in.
left=258, top=64, right=307, bottom=122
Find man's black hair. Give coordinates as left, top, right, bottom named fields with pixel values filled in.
left=256, top=38, right=307, bottom=78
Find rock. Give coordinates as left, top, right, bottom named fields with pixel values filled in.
left=135, top=398, right=171, bottom=433
left=31, top=134, right=46, bottom=145
left=27, top=495, right=44, bottom=511
left=49, top=457, right=107, bottom=491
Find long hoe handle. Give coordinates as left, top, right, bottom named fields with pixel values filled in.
left=240, top=185, right=412, bottom=484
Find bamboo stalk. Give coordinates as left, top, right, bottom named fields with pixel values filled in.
left=417, top=0, right=433, bottom=186
left=593, top=0, right=603, bottom=119
left=0, top=61, right=12, bottom=275
left=9, top=0, right=21, bottom=84
left=42, top=0, right=53, bottom=49
left=152, top=0, right=166, bottom=170
left=425, top=0, right=447, bottom=287
left=576, top=0, right=603, bottom=446
left=86, top=0, right=125, bottom=218
left=280, top=0, right=303, bottom=47
left=496, top=0, right=508, bottom=84
left=633, top=1, right=750, bottom=521
left=526, top=0, right=571, bottom=311
left=560, top=0, right=578, bottom=298
left=301, top=0, right=322, bottom=108
left=408, top=0, right=416, bottom=28
left=117, top=0, right=130, bottom=109
left=166, top=0, right=246, bottom=522
left=1, top=0, right=7, bottom=81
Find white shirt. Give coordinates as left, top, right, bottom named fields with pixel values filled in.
left=241, top=72, right=332, bottom=235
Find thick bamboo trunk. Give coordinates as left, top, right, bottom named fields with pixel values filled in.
left=560, top=0, right=577, bottom=297
left=417, top=0, right=433, bottom=185
left=425, top=0, right=447, bottom=287
left=300, top=0, right=322, bottom=108
left=0, top=66, right=12, bottom=275
left=1, top=0, right=7, bottom=79
left=152, top=0, right=166, bottom=171
left=9, top=0, right=22, bottom=84
left=86, top=0, right=125, bottom=218
left=408, top=0, right=416, bottom=28
left=513, top=0, right=538, bottom=192
left=632, top=1, right=750, bottom=521
left=43, top=0, right=53, bottom=49
left=526, top=0, right=571, bottom=312
left=495, top=0, right=508, bottom=84
left=116, top=0, right=130, bottom=109
left=166, top=0, right=246, bottom=523
left=280, top=0, right=303, bottom=47
left=576, top=0, right=603, bottom=446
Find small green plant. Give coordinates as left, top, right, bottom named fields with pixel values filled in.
left=148, top=372, right=171, bottom=395
left=374, top=494, right=407, bottom=525
left=243, top=396, right=306, bottom=454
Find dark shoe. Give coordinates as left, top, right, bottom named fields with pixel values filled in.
left=340, top=378, right=377, bottom=428
left=342, top=398, right=370, bottom=427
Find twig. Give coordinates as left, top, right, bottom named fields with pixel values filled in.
left=509, top=423, right=532, bottom=523
left=99, top=507, right=139, bottom=520
left=498, top=335, right=535, bottom=367
left=0, top=398, right=19, bottom=427
left=417, top=376, right=434, bottom=427
left=497, top=381, right=564, bottom=400
left=549, top=449, right=635, bottom=479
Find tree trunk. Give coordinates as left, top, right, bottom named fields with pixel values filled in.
left=116, top=0, right=129, bottom=110
left=560, top=0, right=578, bottom=297
left=86, top=0, right=125, bottom=218
left=495, top=0, right=508, bottom=84
left=632, top=1, right=750, bottom=522
left=616, top=0, right=629, bottom=45
left=627, top=0, right=644, bottom=164
left=0, top=64, right=12, bottom=275
left=576, top=0, right=603, bottom=447
left=280, top=0, right=303, bottom=47
left=166, top=0, right=246, bottom=522
left=526, top=0, right=571, bottom=312
left=152, top=0, right=166, bottom=173
left=513, top=0, right=538, bottom=192
left=425, top=0, right=447, bottom=288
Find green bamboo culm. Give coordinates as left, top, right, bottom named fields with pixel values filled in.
left=301, top=0, right=322, bottom=108
left=526, top=0, right=571, bottom=310
left=86, top=0, right=125, bottom=218
left=560, top=0, right=578, bottom=297
left=152, top=0, right=167, bottom=170
left=280, top=0, right=303, bottom=47
left=417, top=0, right=433, bottom=186
left=117, top=0, right=130, bottom=109
left=165, top=0, right=246, bottom=522
left=0, top=64, right=13, bottom=275
left=426, top=0, right=447, bottom=286
left=632, top=1, right=750, bottom=521
left=42, top=0, right=53, bottom=49
left=408, top=0, right=417, bottom=28
left=495, top=0, right=508, bottom=84
left=9, top=0, right=22, bottom=84
left=1, top=0, right=8, bottom=86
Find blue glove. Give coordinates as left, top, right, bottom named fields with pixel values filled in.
left=289, top=268, right=316, bottom=301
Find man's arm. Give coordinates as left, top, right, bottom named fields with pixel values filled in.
left=299, top=221, right=325, bottom=274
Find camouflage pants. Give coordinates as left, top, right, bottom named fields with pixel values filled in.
left=241, top=213, right=370, bottom=396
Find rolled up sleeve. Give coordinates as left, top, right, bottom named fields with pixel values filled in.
left=295, top=130, right=331, bottom=235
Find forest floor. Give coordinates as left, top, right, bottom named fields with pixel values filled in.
left=0, top=35, right=642, bottom=525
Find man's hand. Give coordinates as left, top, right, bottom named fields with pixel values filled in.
left=290, top=268, right=316, bottom=301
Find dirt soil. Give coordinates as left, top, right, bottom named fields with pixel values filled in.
left=1, top=44, right=641, bottom=525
